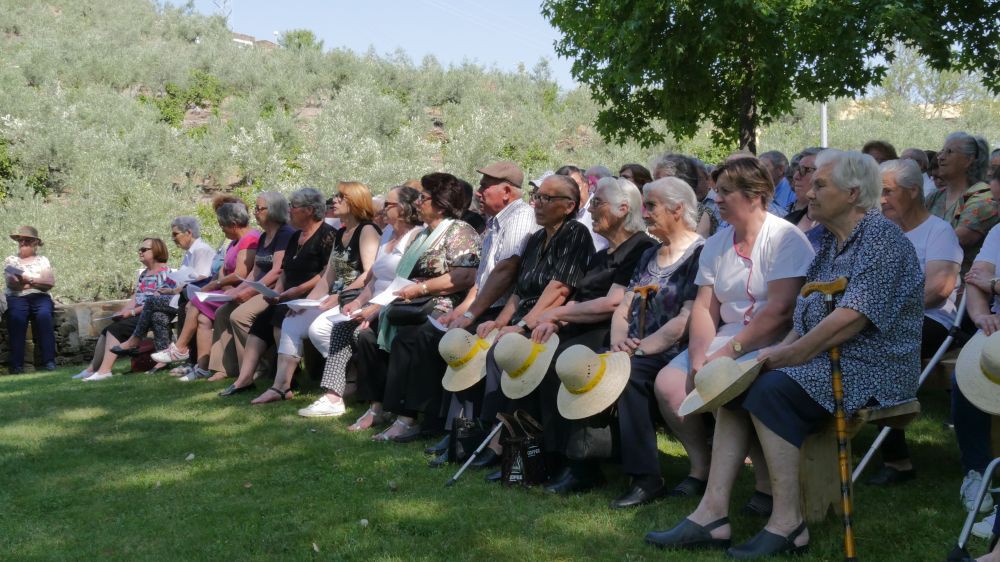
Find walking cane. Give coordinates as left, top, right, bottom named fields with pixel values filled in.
left=852, top=290, right=967, bottom=483
left=801, top=276, right=857, bottom=561
left=631, top=285, right=658, bottom=356
left=445, top=421, right=504, bottom=487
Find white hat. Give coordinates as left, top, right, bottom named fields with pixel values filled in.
left=678, top=357, right=764, bottom=416
left=555, top=345, right=631, bottom=420
left=440, top=328, right=498, bottom=392
left=495, top=332, right=560, bottom=399
left=955, top=331, right=1000, bottom=415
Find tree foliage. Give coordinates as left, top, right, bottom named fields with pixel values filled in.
left=542, top=0, right=1000, bottom=152
left=279, top=29, right=324, bottom=52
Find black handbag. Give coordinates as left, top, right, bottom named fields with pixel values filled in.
left=337, top=287, right=362, bottom=307
left=499, top=411, right=547, bottom=486
left=385, top=296, right=434, bottom=325
left=448, top=416, right=487, bottom=464
left=565, top=410, right=619, bottom=461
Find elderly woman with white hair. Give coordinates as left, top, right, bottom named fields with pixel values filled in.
left=926, top=132, right=994, bottom=275
left=647, top=150, right=924, bottom=558
left=864, top=159, right=963, bottom=486
left=496, top=177, right=656, bottom=477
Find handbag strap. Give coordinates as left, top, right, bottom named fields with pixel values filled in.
left=513, top=410, right=544, bottom=436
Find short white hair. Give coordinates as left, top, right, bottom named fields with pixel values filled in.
left=595, top=177, right=645, bottom=234
left=815, top=149, right=881, bottom=211
left=880, top=159, right=925, bottom=204
left=643, top=177, right=699, bottom=230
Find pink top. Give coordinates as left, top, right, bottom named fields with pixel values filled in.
left=223, top=231, right=260, bottom=275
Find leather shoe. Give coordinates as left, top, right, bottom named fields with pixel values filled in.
left=428, top=450, right=449, bottom=468
left=485, top=469, right=502, bottom=483
left=645, top=517, right=731, bottom=550
left=610, top=479, right=665, bottom=509
left=110, top=345, right=140, bottom=357
left=218, top=383, right=255, bottom=397
left=425, top=435, right=450, bottom=456
left=865, top=465, right=916, bottom=486
left=469, top=448, right=500, bottom=469
left=545, top=466, right=605, bottom=494
left=726, top=521, right=809, bottom=560
left=741, top=491, right=773, bottom=517
left=669, top=475, right=707, bottom=497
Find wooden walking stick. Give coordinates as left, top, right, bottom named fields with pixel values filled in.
left=801, top=276, right=856, bottom=561
left=631, top=285, right=658, bottom=355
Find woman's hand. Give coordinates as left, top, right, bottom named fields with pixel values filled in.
left=757, top=342, right=807, bottom=370
left=202, top=280, right=220, bottom=292
left=477, top=320, right=501, bottom=339
left=156, top=286, right=182, bottom=296
left=341, top=299, right=361, bottom=316
left=612, top=337, right=642, bottom=355
left=498, top=324, right=526, bottom=338
left=530, top=322, right=559, bottom=343
left=973, top=313, right=1000, bottom=336
left=318, top=293, right=339, bottom=312
left=394, top=283, right=425, bottom=302
left=966, top=269, right=993, bottom=293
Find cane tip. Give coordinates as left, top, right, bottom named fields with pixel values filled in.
left=444, top=479, right=455, bottom=488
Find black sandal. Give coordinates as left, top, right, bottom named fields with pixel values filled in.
left=726, top=521, right=808, bottom=559
left=266, top=387, right=291, bottom=400
left=219, top=383, right=256, bottom=397
left=741, top=491, right=774, bottom=517
left=645, top=517, right=731, bottom=550
left=668, top=476, right=708, bottom=497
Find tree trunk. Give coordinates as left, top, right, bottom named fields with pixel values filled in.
left=739, top=81, right=757, bottom=154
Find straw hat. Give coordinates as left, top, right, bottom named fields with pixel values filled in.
left=496, top=332, right=560, bottom=399
left=678, top=357, right=764, bottom=416
left=440, top=328, right=498, bottom=392
left=955, top=331, right=1000, bottom=415
left=9, top=226, right=42, bottom=245
left=555, top=345, right=631, bottom=420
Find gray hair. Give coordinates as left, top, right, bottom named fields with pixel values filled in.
left=644, top=177, right=699, bottom=230
left=216, top=202, right=251, bottom=228
left=288, top=187, right=326, bottom=221
left=585, top=165, right=613, bottom=179
left=815, top=149, right=881, bottom=211
left=650, top=153, right=699, bottom=190
left=880, top=159, right=925, bottom=204
left=945, top=131, right=990, bottom=185
left=258, top=191, right=289, bottom=225
left=759, top=150, right=789, bottom=169
left=595, top=177, right=645, bottom=234
left=900, top=148, right=929, bottom=171
left=170, top=216, right=200, bottom=238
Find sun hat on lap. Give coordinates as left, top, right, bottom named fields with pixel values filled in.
left=555, top=345, right=631, bottom=420
left=956, top=331, right=1000, bottom=415
left=440, top=328, right=498, bottom=392
left=679, top=357, right=764, bottom=416
left=496, top=332, right=560, bottom=399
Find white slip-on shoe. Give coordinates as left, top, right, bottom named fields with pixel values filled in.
left=297, top=395, right=347, bottom=417
left=82, top=372, right=114, bottom=382
left=72, top=369, right=92, bottom=380
left=961, top=470, right=995, bottom=513
left=972, top=507, right=997, bottom=540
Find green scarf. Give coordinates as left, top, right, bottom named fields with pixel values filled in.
left=377, top=219, right=455, bottom=350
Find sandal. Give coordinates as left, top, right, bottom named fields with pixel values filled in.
left=645, top=517, right=731, bottom=550
left=251, top=387, right=293, bottom=405
left=726, top=521, right=808, bottom=560
left=372, top=419, right=414, bottom=442
left=348, top=408, right=388, bottom=432
left=668, top=476, right=708, bottom=497
left=741, top=491, right=773, bottom=517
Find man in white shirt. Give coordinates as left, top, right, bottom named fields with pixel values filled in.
left=170, top=216, right=215, bottom=280
left=555, top=164, right=609, bottom=251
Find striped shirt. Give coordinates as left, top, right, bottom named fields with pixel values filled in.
left=512, top=219, right=595, bottom=321
left=475, top=199, right=540, bottom=307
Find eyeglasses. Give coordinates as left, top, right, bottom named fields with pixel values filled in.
left=138, top=247, right=151, bottom=253
left=383, top=202, right=400, bottom=210
left=795, top=166, right=816, bottom=177
left=254, top=205, right=268, bottom=213
left=530, top=193, right=573, bottom=205
left=590, top=197, right=608, bottom=208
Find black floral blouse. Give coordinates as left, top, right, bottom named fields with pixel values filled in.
left=410, top=220, right=481, bottom=313
left=783, top=210, right=924, bottom=414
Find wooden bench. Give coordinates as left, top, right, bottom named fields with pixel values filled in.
left=799, top=400, right=921, bottom=522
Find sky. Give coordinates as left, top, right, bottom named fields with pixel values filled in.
left=189, top=0, right=577, bottom=87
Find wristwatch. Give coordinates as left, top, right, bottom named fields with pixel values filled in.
left=730, top=339, right=743, bottom=354
left=516, top=319, right=529, bottom=331
left=462, top=311, right=475, bottom=320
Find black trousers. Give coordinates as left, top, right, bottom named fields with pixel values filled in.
left=442, top=308, right=502, bottom=429
left=383, top=320, right=449, bottom=427
left=617, top=351, right=674, bottom=478
left=352, top=323, right=388, bottom=404
left=882, top=316, right=951, bottom=462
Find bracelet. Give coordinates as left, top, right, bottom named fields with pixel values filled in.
left=421, top=283, right=429, bottom=296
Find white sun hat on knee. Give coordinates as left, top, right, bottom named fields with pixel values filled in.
left=955, top=330, right=1000, bottom=416
left=555, top=345, right=631, bottom=420
left=495, top=332, right=560, bottom=399
left=439, top=328, right=498, bottom=392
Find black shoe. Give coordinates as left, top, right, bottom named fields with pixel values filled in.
left=668, top=476, right=708, bottom=497
left=741, top=491, right=773, bottom=517
left=110, top=345, right=140, bottom=357
left=470, top=448, right=500, bottom=469
left=610, top=478, right=665, bottom=509
left=42, top=361, right=57, bottom=371
left=428, top=450, right=449, bottom=468
left=726, top=521, right=809, bottom=560
left=864, top=465, right=916, bottom=486
left=425, top=435, right=450, bottom=456
left=645, top=517, right=731, bottom=550
left=485, top=469, right=502, bottom=483
left=218, top=383, right=256, bottom=397
left=545, top=468, right=606, bottom=494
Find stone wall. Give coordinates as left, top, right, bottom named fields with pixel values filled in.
left=0, top=300, right=128, bottom=373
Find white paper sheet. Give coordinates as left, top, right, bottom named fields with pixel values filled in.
left=195, top=292, right=234, bottom=303
left=369, top=276, right=416, bottom=306
left=166, top=266, right=199, bottom=286
left=239, top=277, right=280, bottom=299
left=285, top=299, right=323, bottom=311
left=4, top=265, right=24, bottom=276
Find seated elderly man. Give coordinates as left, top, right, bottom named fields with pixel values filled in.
left=646, top=149, right=923, bottom=559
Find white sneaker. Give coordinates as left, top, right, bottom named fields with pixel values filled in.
left=178, top=367, right=211, bottom=382
left=82, top=372, right=114, bottom=382
left=151, top=344, right=190, bottom=364
left=298, top=395, right=347, bottom=417
left=973, top=507, right=998, bottom=540
left=961, top=470, right=996, bottom=513
left=72, top=369, right=92, bottom=380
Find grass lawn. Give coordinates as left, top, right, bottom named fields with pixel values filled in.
left=0, top=364, right=991, bottom=561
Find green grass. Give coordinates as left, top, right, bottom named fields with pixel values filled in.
left=0, top=365, right=990, bottom=561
